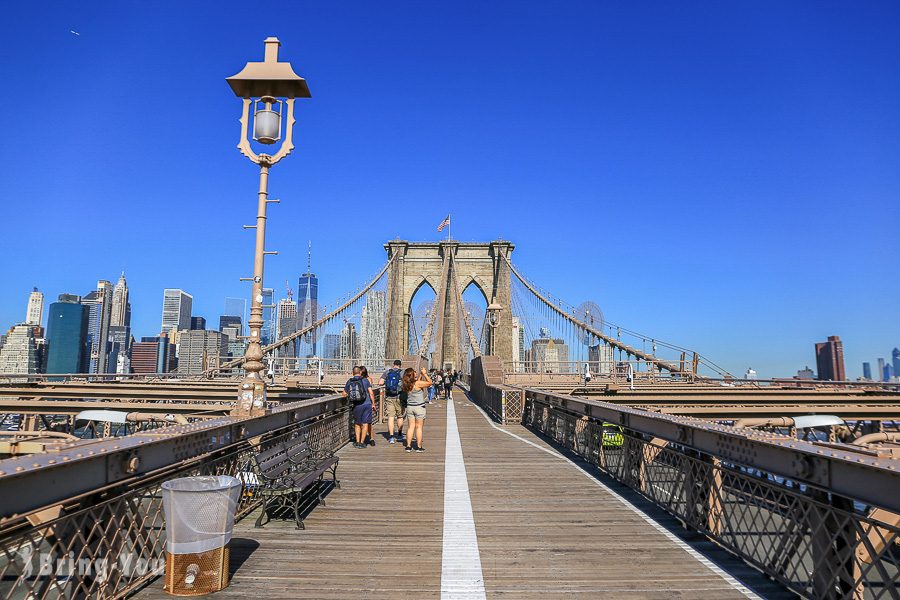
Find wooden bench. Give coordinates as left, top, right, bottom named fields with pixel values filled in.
left=243, top=433, right=340, bottom=529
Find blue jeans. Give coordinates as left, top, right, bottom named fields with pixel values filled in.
left=428, top=386, right=434, bottom=401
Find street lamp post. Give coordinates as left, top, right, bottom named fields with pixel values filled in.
left=227, top=37, right=310, bottom=417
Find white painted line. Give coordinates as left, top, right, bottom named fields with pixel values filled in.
left=464, top=395, right=762, bottom=600
left=441, top=396, right=487, bottom=600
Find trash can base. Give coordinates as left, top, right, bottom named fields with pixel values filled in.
left=163, top=547, right=230, bottom=596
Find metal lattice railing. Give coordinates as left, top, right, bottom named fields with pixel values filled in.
left=0, top=408, right=349, bottom=600
left=525, top=398, right=900, bottom=600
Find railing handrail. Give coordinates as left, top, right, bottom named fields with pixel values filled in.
left=521, top=386, right=900, bottom=513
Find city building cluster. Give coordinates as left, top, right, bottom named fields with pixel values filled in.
left=862, top=348, right=900, bottom=383
left=0, top=257, right=389, bottom=378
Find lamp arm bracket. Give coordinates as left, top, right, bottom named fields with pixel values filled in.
left=237, top=98, right=261, bottom=164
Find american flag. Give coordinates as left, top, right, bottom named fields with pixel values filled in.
left=437, top=214, right=451, bottom=232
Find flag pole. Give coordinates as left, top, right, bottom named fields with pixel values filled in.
left=448, top=213, right=451, bottom=242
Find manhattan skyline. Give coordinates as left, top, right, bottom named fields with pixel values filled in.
left=1, top=2, right=898, bottom=378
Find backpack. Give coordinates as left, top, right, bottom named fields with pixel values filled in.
left=347, top=377, right=366, bottom=405
left=385, top=369, right=401, bottom=396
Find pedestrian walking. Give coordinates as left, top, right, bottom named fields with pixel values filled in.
left=343, top=366, right=374, bottom=449
left=379, top=359, right=405, bottom=444
left=360, top=366, right=376, bottom=446
left=402, top=367, right=432, bottom=453
left=442, top=370, right=453, bottom=398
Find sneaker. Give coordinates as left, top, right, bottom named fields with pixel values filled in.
left=405, top=446, right=412, bottom=453
left=415, top=447, right=425, bottom=453
left=389, top=436, right=396, bottom=444
left=368, top=439, right=375, bottom=447
left=354, top=442, right=363, bottom=449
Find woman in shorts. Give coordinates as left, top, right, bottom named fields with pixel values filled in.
left=402, top=367, right=432, bottom=453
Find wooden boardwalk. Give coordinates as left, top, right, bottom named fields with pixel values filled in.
left=137, top=390, right=788, bottom=599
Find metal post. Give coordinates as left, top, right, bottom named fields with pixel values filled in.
left=235, top=164, right=270, bottom=417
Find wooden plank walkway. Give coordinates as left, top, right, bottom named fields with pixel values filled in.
left=136, top=390, right=787, bottom=599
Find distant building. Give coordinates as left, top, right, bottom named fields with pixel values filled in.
left=277, top=298, right=298, bottom=359
left=877, top=358, right=887, bottom=382
left=298, top=245, right=319, bottom=355
left=106, top=325, right=132, bottom=374
left=588, top=343, right=614, bottom=375
left=814, top=336, right=845, bottom=381
left=323, top=333, right=341, bottom=369
left=862, top=362, right=872, bottom=380
left=885, top=363, right=895, bottom=382
left=340, top=322, right=358, bottom=362
left=131, top=336, right=175, bottom=374
left=26, top=288, right=44, bottom=327
left=261, top=288, right=275, bottom=345
left=220, top=316, right=244, bottom=358
left=0, top=324, right=41, bottom=378
left=46, top=295, right=89, bottom=375
left=224, top=297, right=247, bottom=324
left=529, top=334, right=570, bottom=373
left=176, top=330, right=227, bottom=374
left=161, top=289, right=192, bottom=332
left=745, top=368, right=758, bottom=380
left=511, top=317, right=522, bottom=370
left=110, top=273, right=131, bottom=327
left=360, top=290, right=386, bottom=370
left=797, top=366, right=815, bottom=380
left=190, top=316, right=206, bottom=330
left=82, top=280, right=113, bottom=374
left=893, top=349, right=900, bottom=382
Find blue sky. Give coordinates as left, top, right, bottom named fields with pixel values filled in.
left=0, top=1, right=897, bottom=378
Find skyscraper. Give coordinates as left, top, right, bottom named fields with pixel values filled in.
left=340, top=322, right=358, bottom=362
left=176, top=330, right=227, bottom=374
left=261, top=288, right=275, bottom=345
left=110, top=273, right=131, bottom=327
left=360, top=290, right=386, bottom=369
left=862, top=362, right=872, bottom=380
left=588, top=343, right=614, bottom=375
left=323, top=333, right=341, bottom=369
left=82, top=280, right=113, bottom=374
left=893, top=348, right=900, bottom=382
left=190, top=316, right=207, bottom=330
left=0, top=324, right=40, bottom=378
left=161, top=289, right=192, bottom=332
left=46, top=295, right=89, bottom=375
left=878, top=358, right=887, bottom=382
left=26, top=288, right=44, bottom=327
left=277, top=298, right=298, bottom=359
left=814, top=335, right=845, bottom=381
left=224, top=297, right=247, bottom=331
left=797, top=366, right=815, bottom=380
left=106, top=325, right=132, bottom=374
left=298, top=243, right=319, bottom=355
left=220, top=316, right=244, bottom=358
left=511, top=317, right=521, bottom=368
left=132, top=336, right=174, bottom=374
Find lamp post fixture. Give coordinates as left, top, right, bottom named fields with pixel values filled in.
left=486, top=302, right=502, bottom=356
left=227, top=37, right=310, bottom=417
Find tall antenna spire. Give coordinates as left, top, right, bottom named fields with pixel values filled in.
left=307, top=241, right=312, bottom=273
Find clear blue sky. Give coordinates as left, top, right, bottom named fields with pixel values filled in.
left=1, top=1, right=897, bottom=378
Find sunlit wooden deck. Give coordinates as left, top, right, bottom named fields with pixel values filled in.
left=136, top=389, right=789, bottom=599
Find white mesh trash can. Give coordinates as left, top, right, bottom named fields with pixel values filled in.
left=161, top=475, right=241, bottom=596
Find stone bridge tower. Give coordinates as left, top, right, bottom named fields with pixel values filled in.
left=384, top=240, right=514, bottom=370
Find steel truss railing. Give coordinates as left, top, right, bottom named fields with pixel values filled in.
left=521, top=390, right=900, bottom=600
left=0, top=396, right=350, bottom=600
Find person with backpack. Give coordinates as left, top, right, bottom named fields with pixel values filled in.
left=379, top=359, right=405, bottom=444
left=343, top=365, right=374, bottom=449
left=442, top=370, right=453, bottom=398
left=360, top=366, right=376, bottom=446
left=402, top=367, right=432, bottom=453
